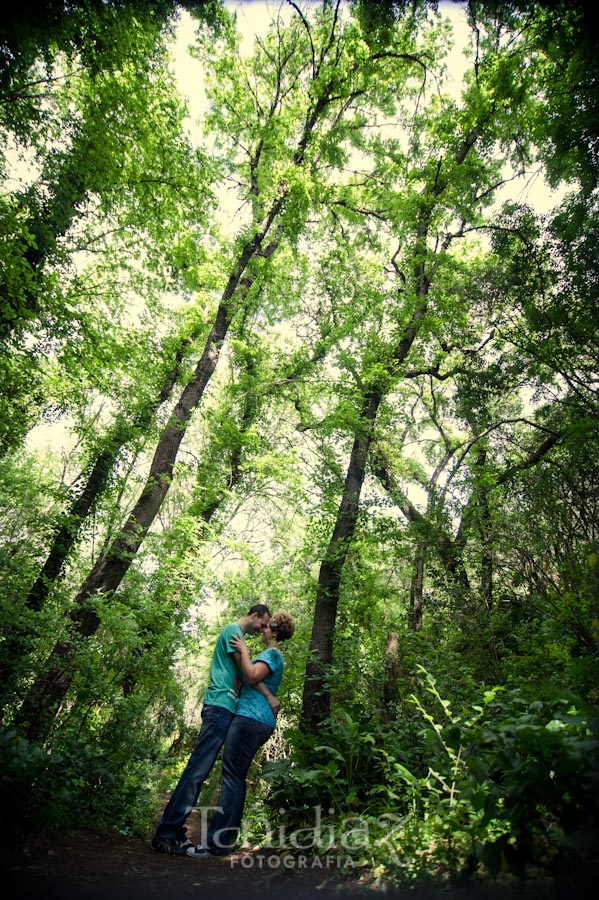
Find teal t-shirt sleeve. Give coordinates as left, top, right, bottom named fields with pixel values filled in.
left=254, top=648, right=283, bottom=678
left=253, top=648, right=274, bottom=671
left=202, top=623, right=245, bottom=713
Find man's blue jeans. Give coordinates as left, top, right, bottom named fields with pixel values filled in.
left=206, top=714, right=274, bottom=855
left=155, top=704, right=234, bottom=841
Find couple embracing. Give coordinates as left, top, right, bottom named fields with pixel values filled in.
left=151, top=603, right=295, bottom=859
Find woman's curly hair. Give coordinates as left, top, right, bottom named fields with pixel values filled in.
left=270, top=609, right=295, bottom=642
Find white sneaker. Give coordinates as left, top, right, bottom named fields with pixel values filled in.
left=186, top=844, right=214, bottom=859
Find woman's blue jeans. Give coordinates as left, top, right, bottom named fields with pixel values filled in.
left=206, top=713, right=274, bottom=855
left=155, top=704, right=234, bottom=841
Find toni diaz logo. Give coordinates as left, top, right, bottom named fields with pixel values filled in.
left=194, top=804, right=403, bottom=864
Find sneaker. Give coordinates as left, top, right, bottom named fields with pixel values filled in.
left=151, top=835, right=195, bottom=856
left=179, top=838, right=195, bottom=853
left=186, top=844, right=217, bottom=859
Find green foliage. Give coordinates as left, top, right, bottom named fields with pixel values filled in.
left=406, top=674, right=598, bottom=875
left=258, top=674, right=599, bottom=886
left=0, top=691, right=178, bottom=841
left=0, top=4, right=597, bottom=893
left=0, top=513, right=192, bottom=840
left=0, top=729, right=53, bottom=838
left=262, top=704, right=419, bottom=820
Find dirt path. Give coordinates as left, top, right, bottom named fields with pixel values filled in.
left=3, top=828, right=377, bottom=900
left=3, top=828, right=598, bottom=900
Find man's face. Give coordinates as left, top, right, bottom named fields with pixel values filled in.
left=250, top=613, right=271, bottom=634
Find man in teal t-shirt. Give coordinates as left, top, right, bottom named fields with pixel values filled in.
left=151, top=603, right=275, bottom=856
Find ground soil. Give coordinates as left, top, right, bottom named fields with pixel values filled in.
left=2, top=825, right=387, bottom=900
left=2, top=825, right=598, bottom=900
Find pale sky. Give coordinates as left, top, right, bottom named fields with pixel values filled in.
left=172, top=1, right=563, bottom=214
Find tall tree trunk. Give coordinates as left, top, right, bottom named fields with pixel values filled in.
left=302, top=388, right=382, bottom=726
left=15, top=197, right=286, bottom=743
left=301, top=177, right=442, bottom=728
left=479, top=500, right=494, bottom=613
left=302, top=299, right=431, bottom=728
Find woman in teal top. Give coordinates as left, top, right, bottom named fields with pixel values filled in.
left=187, top=610, right=296, bottom=858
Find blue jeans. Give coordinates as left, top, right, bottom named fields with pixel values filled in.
left=206, top=714, right=274, bottom=855
left=155, top=704, right=234, bottom=841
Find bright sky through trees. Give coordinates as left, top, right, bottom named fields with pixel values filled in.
left=25, top=0, right=564, bottom=461
left=172, top=1, right=565, bottom=218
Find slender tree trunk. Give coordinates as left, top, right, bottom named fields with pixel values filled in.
left=382, top=631, right=400, bottom=718
left=302, top=309, right=430, bottom=728
left=27, top=338, right=190, bottom=613
left=302, top=188, right=437, bottom=729
left=409, top=543, right=425, bottom=631
left=479, top=510, right=494, bottom=612
left=370, top=444, right=472, bottom=595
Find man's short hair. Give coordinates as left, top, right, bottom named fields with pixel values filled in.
left=248, top=602, right=271, bottom=618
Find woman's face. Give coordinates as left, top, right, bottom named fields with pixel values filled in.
left=262, top=623, right=275, bottom=644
